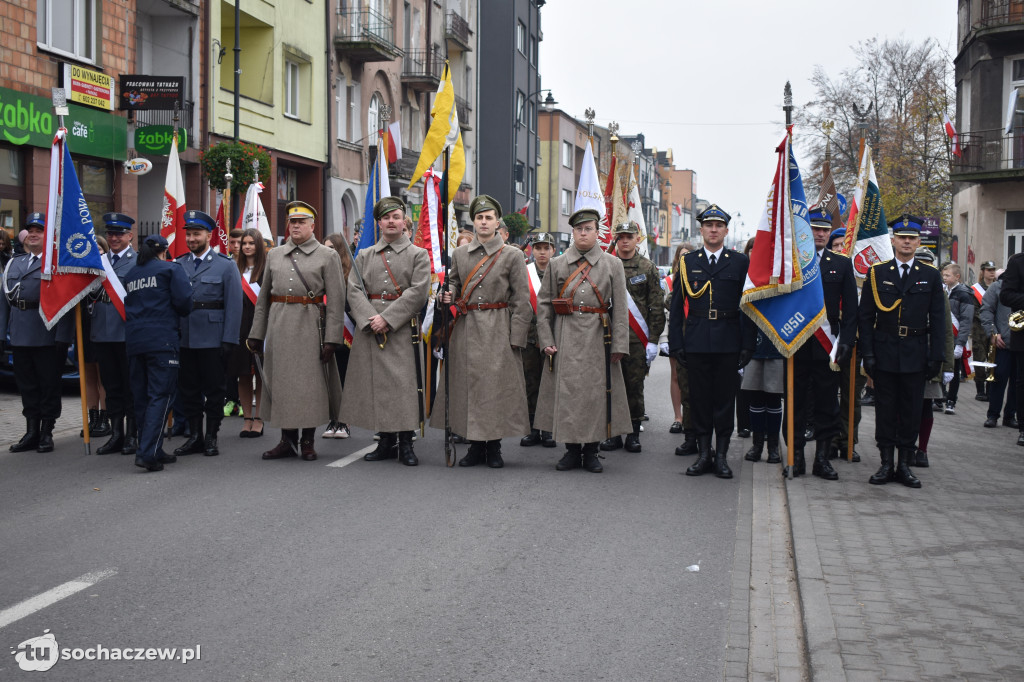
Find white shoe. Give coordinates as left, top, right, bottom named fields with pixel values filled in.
left=322, top=421, right=338, bottom=438
left=336, top=423, right=350, bottom=439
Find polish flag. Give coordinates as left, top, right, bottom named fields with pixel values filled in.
left=517, top=197, right=532, bottom=215
left=386, top=122, right=402, bottom=164
left=212, top=195, right=230, bottom=253
left=943, top=113, right=961, bottom=157
left=161, top=130, right=187, bottom=258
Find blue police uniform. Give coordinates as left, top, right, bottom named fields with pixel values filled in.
left=124, top=237, right=192, bottom=469
left=90, top=213, right=139, bottom=455
left=173, top=210, right=242, bottom=457
left=0, top=213, right=75, bottom=452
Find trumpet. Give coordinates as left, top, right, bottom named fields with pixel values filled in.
left=1010, top=310, right=1024, bottom=332
left=986, top=339, right=997, bottom=383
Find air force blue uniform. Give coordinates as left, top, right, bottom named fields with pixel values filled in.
left=124, top=254, right=192, bottom=465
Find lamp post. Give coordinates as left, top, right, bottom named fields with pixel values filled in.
left=513, top=89, right=556, bottom=225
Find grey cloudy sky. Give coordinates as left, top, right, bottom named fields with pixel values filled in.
left=538, top=0, right=958, bottom=242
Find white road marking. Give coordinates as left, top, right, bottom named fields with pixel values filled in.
left=326, top=444, right=375, bottom=468
left=0, top=568, right=117, bottom=630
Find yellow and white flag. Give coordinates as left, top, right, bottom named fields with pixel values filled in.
left=408, top=63, right=465, bottom=205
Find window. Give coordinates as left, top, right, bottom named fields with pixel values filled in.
left=528, top=167, right=535, bottom=201
left=528, top=100, right=536, bottom=132
left=530, top=36, right=537, bottom=65
left=516, top=91, right=525, bottom=126
left=336, top=79, right=345, bottom=140
left=516, top=22, right=526, bottom=54
left=74, top=158, right=112, bottom=229
left=515, top=162, right=525, bottom=195
left=561, top=189, right=573, bottom=216
left=285, top=60, right=301, bottom=118
left=37, top=0, right=96, bottom=62
left=562, top=141, right=574, bottom=169
left=368, top=93, right=382, bottom=136
left=1013, top=59, right=1024, bottom=82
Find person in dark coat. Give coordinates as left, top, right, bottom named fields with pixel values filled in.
left=227, top=228, right=266, bottom=438
left=998, top=251, right=1024, bottom=446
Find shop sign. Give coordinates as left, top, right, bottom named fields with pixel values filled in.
left=134, top=125, right=187, bottom=155
left=124, top=158, right=153, bottom=175
left=0, top=86, right=126, bottom=160
left=119, top=75, right=185, bottom=111
left=62, top=63, right=114, bottom=111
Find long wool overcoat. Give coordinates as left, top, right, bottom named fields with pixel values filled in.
left=341, top=235, right=430, bottom=432
left=429, top=235, right=531, bottom=441
left=249, top=237, right=346, bottom=429
left=533, top=244, right=632, bottom=443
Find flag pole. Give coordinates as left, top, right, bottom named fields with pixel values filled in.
left=224, top=159, right=233, bottom=239
left=847, top=102, right=872, bottom=462
left=783, top=82, right=795, bottom=479
left=441, top=146, right=453, bottom=467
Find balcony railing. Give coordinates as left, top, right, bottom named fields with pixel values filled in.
left=132, top=100, right=194, bottom=147
left=445, top=11, right=471, bottom=51
left=401, top=49, right=443, bottom=90
left=977, top=0, right=1024, bottom=29
left=455, top=94, right=471, bottom=129
left=335, top=8, right=403, bottom=62
left=389, top=147, right=419, bottom=179
left=951, top=127, right=1024, bottom=179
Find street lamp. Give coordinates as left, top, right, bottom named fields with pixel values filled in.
left=512, top=89, right=556, bottom=227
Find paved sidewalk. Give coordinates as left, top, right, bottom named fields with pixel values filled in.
left=787, top=393, right=1024, bottom=680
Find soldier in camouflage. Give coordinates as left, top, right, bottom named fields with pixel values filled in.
left=600, top=221, right=665, bottom=453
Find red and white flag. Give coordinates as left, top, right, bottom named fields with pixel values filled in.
left=517, top=197, right=532, bottom=215
left=161, top=130, right=187, bottom=258
left=412, top=169, right=443, bottom=274
left=943, top=113, right=961, bottom=158
left=237, top=182, right=272, bottom=242
left=386, top=122, right=402, bottom=165
left=211, top=194, right=230, bottom=253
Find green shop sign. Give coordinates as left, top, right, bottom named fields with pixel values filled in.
left=135, top=125, right=187, bottom=155
left=0, top=86, right=127, bottom=160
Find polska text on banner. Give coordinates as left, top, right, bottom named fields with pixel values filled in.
left=839, top=145, right=892, bottom=280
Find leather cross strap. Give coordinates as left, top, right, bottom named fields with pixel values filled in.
left=379, top=252, right=403, bottom=297
left=559, top=260, right=591, bottom=299
left=289, top=252, right=323, bottom=301
left=457, top=246, right=504, bottom=307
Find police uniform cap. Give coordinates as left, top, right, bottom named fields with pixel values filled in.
left=914, top=246, right=935, bottom=264
left=568, top=207, right=601, bottom=227
left=888, top=213, right=923, bottom=237
left=808, top=207, right=833, bottom=227
left=103, top=212, right=135, bottom=232
left=532, top=232, right=557, bottom=247
left=286, top=200, right=317, bottom=221
left=697, top=204, right=731, bottom=225
left=25, top=212, right=45, bottom=229
left=373, top=196, right=406, bottom=221
left=829, top=227, right=846, bottom=243
left=183, top=209, right=217, bottom=231
left=613, top=221, right=640, bottom=235
left=144, top=234, right=169, bottom=249
left=470, top=194, right=502, bottom=218
left=979, top=260, right=997, bottom=271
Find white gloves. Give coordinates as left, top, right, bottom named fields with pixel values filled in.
left=645, top=343, right=658, bottom=365
left=943, top=371, right=954, bottom=384
left=954, top=345, right=964, bottom=359
left=659, top=342, right=670, bottom=357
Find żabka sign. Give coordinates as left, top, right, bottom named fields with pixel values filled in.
left=134, top=126, right=187, bottom=155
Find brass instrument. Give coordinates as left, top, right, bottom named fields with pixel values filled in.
left=986, top=339, right=998, bottom=383
left=1010, top=310, right=1024, bottom=332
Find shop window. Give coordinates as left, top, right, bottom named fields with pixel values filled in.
left=278, top=166, right=298, bottom=202
left=0, top=148, right=24, bottom=237
left=37, top=0, right=96, bottom=63
left=74, top=158, right=112, bottom=230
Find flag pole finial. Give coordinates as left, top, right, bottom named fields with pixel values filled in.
left=51, top=87, right=69, bottom=128
left=585, top=107, right=595, bottom=140
left=822, top=120, right=834, bottom=160
left=783, top=82, right=793, bottom=126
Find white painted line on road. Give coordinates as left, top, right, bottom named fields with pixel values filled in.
left=326, top=444, right=374, bottom=468
left=0, top=568, right=117, bottom=630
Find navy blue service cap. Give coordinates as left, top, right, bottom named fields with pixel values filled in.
left=103, top=212, right=136, bottom=232
left=183, top=210, right=216, bottom=231
left=888, top=214, right=923, bottom=237
left=25, top=212, right=46, bottom=229
left=697, top=204, right=731, bottom=225
left=808, top=207, right=833, bottom=227
left=144, top=234, right=169, bottom=249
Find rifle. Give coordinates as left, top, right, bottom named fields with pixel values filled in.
left=337, top=235, right=387, bottom=349
left=603, top=313, right=612, bottom=440
left=410, top=316, right=425, bottom=437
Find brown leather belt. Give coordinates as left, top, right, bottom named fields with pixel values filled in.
left=464, top=302, right=509, bottom=311
left=14, top=300, right=39, bottom=310
left=557, top=304, right=607, bottom=315
left=192, top=300, right=224, bottom=310
left=369, top=293, right=401, bottom=301
left=271, top=295, right=316, bottom=305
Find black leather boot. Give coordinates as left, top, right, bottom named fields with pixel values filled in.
left=299, top=428, right=317, bottom=461
left=600, top=434, right=623, bottom=451
left=96, top=414, right=125, bottom=455
left=174, top=417, right=205, bottom=455
left=262, top=430, right=298, bottom=459
left=582, top=442, right=603, bottom=473
left=793, top=445, right=806, bottom=477
left=894, top=449, right=922, bottom=488
left=869, top=447, right=895, bottom=485
left=812, top=439, right=838, bottom=480
left=121, top=415, right=138, bottom=455
left=520, top=428, right=542, bottom=447
left=913, top=449, right=929, bottom=467
left=37, top=419, right=56, bottom=453
left=486, top=440, right=504, bottom=468
left=744, top=432, right=765, bottom=462
left=93, top=409, right=112, bottom=437
left=204, top=419, right=221, bottom=456
left=675, top=430, right=698, bottom=456
left=458, top=441, right=486, bottom=467
left=556, top=443, right=583, bottom=471
left=398, top=431, right=418, bottom=466
left=686, top=436, right=714, bottom=476
left=624, top=421, right=642, bottom=453
left=714, top=436, right=733, bottom=479
left=540, top=431, right=556, bottom=448
left=10, top=419, right=40, bottom=452
left=766, top=433, right=781, bottom=464
left=365, top=432, right=398, bottom=461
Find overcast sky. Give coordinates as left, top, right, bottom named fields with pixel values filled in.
left=538, top=0, right=958, bottom=242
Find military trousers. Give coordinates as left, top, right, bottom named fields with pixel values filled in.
left=178, top=347, right=226, bottom=425
left=872, top=368, right=927, bottom=450
left=129, top=350, right=178, bottom=463
left=671, top=357, right=694, bottom=431
left=522, top=343, right=544, bottom=418
left=622, top=343, right=648, bottom=422
left=12, top=345, right=64, bottom=420
left=687, top=352, right=739, bottom=439
left=94, top=341, right=133, bottom=418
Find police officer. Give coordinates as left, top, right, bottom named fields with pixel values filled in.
left=91, top=213, right=139, bottom=456
left=601, top=221, right=665, bottom=453
left=124, top=234, right=193, bottom=471
left=668, top=204, right=754, bottom=478
left=859, top=215, right=945, bottom=487
left=1, top=213, right=74, bottom=452
left=174, top=210, right=243, bottom=457
left=520, top=232, right=557, bottom=448
left=787, top=208, right=858, bottom=479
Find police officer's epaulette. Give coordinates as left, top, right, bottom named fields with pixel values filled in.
left=217, top=251, right=233, bottom=260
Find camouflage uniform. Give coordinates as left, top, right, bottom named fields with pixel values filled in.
left=971, top=283, right=991, bottom=396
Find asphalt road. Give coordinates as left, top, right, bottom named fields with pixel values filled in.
left=0, top=359, right=744, bottom=681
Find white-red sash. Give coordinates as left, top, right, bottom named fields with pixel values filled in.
left=971, top=282, right=985, bottom=306
left=241, top=275, right=260, bottom=306
left=100, top=253, right=126, bottom=320
left=950, top=310, right=973, bottom=375
left=526, top=263, right=541, bottom=314
left=626, top=294, right=649, bottom=346
left=344, top=312, right=354, bottom=347
left=813, top=324, right=838, bottom=364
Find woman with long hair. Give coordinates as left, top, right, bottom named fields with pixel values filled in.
left=228, top=228, right=267, bottom=438
left=80, top=234, right=110, bottom=439
left=322, top=233, right=352, bottom=438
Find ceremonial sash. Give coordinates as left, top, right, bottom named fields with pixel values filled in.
left=100, top=253, right=127, bottom=320
left=526, top=262, right=541, bottom=314
left=241, top=274, right=260, bottom=306
left=625, top=293, right=649, bottom=346
left=813, top=324, right=839, bottom=364
left=950, top=310, right=973, bottom=375
left=344, top=312, right=354, bottom=347
left=971, top=282, right=985, bottom=306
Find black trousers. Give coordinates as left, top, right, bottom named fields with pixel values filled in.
left=94, top=341, right=133, bottom=418
left=872, top=368, right=927, bottom=449
left=1016, top=351, right=1024, bottom=427
left=687, top=352, right=739, bottom=439
left=986, top=348, right=1016, bottom=420
left=12, top=345, right=64, bottom=420
left=178, top=347, right=226, bottom=425
left=790, top=341, right=841, bottom=447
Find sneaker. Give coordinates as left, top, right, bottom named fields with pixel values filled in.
left=373, top=432, right=381, bottom=441
left=944, top=401, right=955, bottom=415
left=223, top=400, right=238, bottom=417
left=335, top=423, right=350, bottom=439
left=322, top=421, right=338, bottom=438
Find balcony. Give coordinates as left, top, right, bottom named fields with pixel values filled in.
left=445, top=11, right=472, bottom=52
left=335, top=8, right=403, bottom=63
left=401, top=49, right=443, bottom=91
left=389, top=147, right=419, bottom=180
left=950, top=127, right=1024, bottom=182
left=132, top=100, right=195, bottom=148
left=977, top=0, right=1024, bottom=30
left=455, top=94, right=472, bottom=131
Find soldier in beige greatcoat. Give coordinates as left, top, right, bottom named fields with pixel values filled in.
left=534, top=208, right=631, bottom=473
left=431, top=195, right=531, bottom=468
left=342, top=197, right=431, bottom=466
left=248, top=201, right=345, bottom=462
